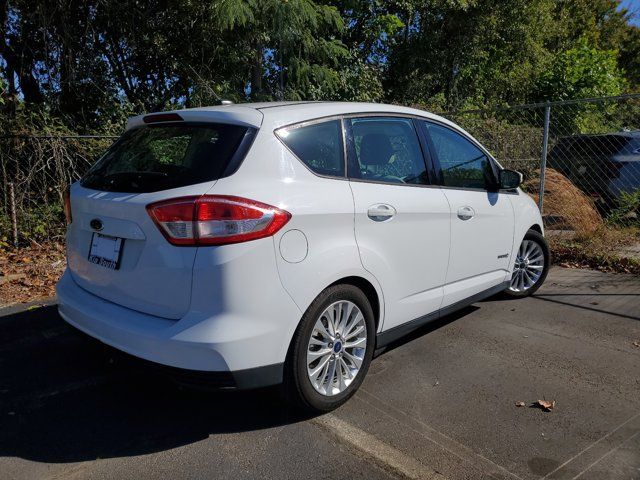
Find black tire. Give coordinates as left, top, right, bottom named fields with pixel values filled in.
left=503, top=229, right=550, bottom=298
left=283, top=284, right=375, bottom=412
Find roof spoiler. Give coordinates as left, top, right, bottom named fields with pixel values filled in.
left=143, top=113, right=184, bottom=124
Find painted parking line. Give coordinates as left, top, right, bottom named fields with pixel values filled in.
left=313, top=413, right=446, bottom=480
left=357, top=388, right=640, bottom=480
left=542, top=411, right=640, bottom=480
left=571, top=431, right=640, bottom=479
left=357, top=389, right=524, bottom=480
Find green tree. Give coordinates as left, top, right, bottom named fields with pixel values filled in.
left=206, top=0, right=349, bottom=100
left=1, top=0, right=354, bottom=126
left=535, top=39, right=627, bottom=133
left=619, top=23, right=640, bottom=89
left=535, top=39, right=626, bottom=102
left=2, top=0, right=640, bottom=124
left=384, top=0, right=558, bottom=109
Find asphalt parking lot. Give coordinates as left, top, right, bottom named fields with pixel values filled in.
left=1, top=267, right=639, bottom=480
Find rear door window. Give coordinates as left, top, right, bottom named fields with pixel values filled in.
left=347, top=117, right=429, bottom=185
left=81, top=123, right=250, bottom=193
left=276, top=120, right=345, bottom=177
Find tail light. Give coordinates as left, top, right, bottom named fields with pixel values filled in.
left=146, top=195, right=291, bottom=246
left=63, top=186, right=73, bottom=224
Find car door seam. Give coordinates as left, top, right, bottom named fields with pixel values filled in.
left=439, top=187, right=453, bottom=310
left=348, top=180, right=387, bottom=333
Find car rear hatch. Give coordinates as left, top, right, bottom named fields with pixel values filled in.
left=65, top=108, right=261, bottom=319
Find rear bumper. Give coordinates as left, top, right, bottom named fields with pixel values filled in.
left=56, top=269, right=296, bottom=389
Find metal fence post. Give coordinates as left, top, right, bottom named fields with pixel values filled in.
left=8, top=182, right=18, bottom=247
left=538, top=105, right=551, bottom=212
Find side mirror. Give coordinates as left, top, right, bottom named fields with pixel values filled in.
left=499, top=169, right=523, bottom=189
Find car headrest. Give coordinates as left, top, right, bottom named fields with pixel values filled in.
left=359, top=133, right=394, bottom=167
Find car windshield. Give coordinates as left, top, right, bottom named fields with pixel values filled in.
left=81, top=123, right=249, bottom=193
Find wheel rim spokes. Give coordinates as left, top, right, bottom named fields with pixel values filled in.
left=306, top=300, right=367, bottom=396
left=509, top=239, right=544, bottom=292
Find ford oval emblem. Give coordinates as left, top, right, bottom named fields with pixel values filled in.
left=90, top=218, right=103, bottom=231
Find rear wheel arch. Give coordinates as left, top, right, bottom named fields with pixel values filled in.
left=285, top=275, right=382, bottom=366
left=529, top=223, right=543, bottom=235
left=327, top=276, right=381, bottom=332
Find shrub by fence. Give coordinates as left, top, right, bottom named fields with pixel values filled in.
left=0, top=135, right=116, bottom=245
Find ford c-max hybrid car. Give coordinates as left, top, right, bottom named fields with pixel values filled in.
left=57, top=101, right=549, bottom=411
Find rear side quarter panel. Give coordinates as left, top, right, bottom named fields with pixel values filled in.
left=208, top=126, right=385, bottom=341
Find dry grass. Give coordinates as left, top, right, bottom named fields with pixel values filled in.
left=552, top=225, right=640, bottom=275
left=523, top=168, right=603, bottom=238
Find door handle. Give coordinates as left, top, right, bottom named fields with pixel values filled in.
left=457, top=206, right=475, bottom=220
left=367, top=204, right=396, bottom=222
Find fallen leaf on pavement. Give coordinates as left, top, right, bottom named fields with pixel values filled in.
left=633, top=341, right=640, bottom=348
left=537, top=399, right=556, bottom=411
left=515, top=401, right=526, bottom=407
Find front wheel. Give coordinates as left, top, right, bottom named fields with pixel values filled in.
left=284, top=284, right=375, bottom=412
left=504, top=229, right=550, bottom=298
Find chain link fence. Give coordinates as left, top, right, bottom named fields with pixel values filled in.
left=442, top=94, right=640, bottom=240
left=0, top=135, right=116, bottom=245
left=1, top=95, right=639, bottom=249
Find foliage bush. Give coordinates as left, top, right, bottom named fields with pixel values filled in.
left=607, top=189, right=640, bottom=226
left=0, top=204, right=66, bottom=245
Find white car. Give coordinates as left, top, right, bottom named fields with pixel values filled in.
left=57, top=101, right=549, bottom=411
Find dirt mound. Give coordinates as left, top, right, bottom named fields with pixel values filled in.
left=523, top=168, right=603, bottom=237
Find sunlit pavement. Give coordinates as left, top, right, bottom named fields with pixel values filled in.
left=1, top=267, right=638, bottom=479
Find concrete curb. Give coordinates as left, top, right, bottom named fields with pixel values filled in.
left=0, top=297, right=57, bottom=317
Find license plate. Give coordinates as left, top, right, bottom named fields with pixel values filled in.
left=88, top=233, right=124, bottom=270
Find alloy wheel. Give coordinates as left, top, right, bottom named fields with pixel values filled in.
left=306, top=300, right=367, bottom=396
left=509, top=239, right=545, bottom=292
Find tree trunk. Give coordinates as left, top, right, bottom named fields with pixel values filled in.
left=251, top=41, right=263, bottom=97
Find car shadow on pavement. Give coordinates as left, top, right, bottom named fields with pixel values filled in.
left=531, top=294, right=640, bottom=321
left=374, top=305, right=480, bottom=357
left=0, top=305, right=316, bottom=464
left=0, top=301, right=484, bottom=464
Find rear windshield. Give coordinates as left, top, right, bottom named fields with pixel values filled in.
left=81, top=123, right=250, bottom=193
